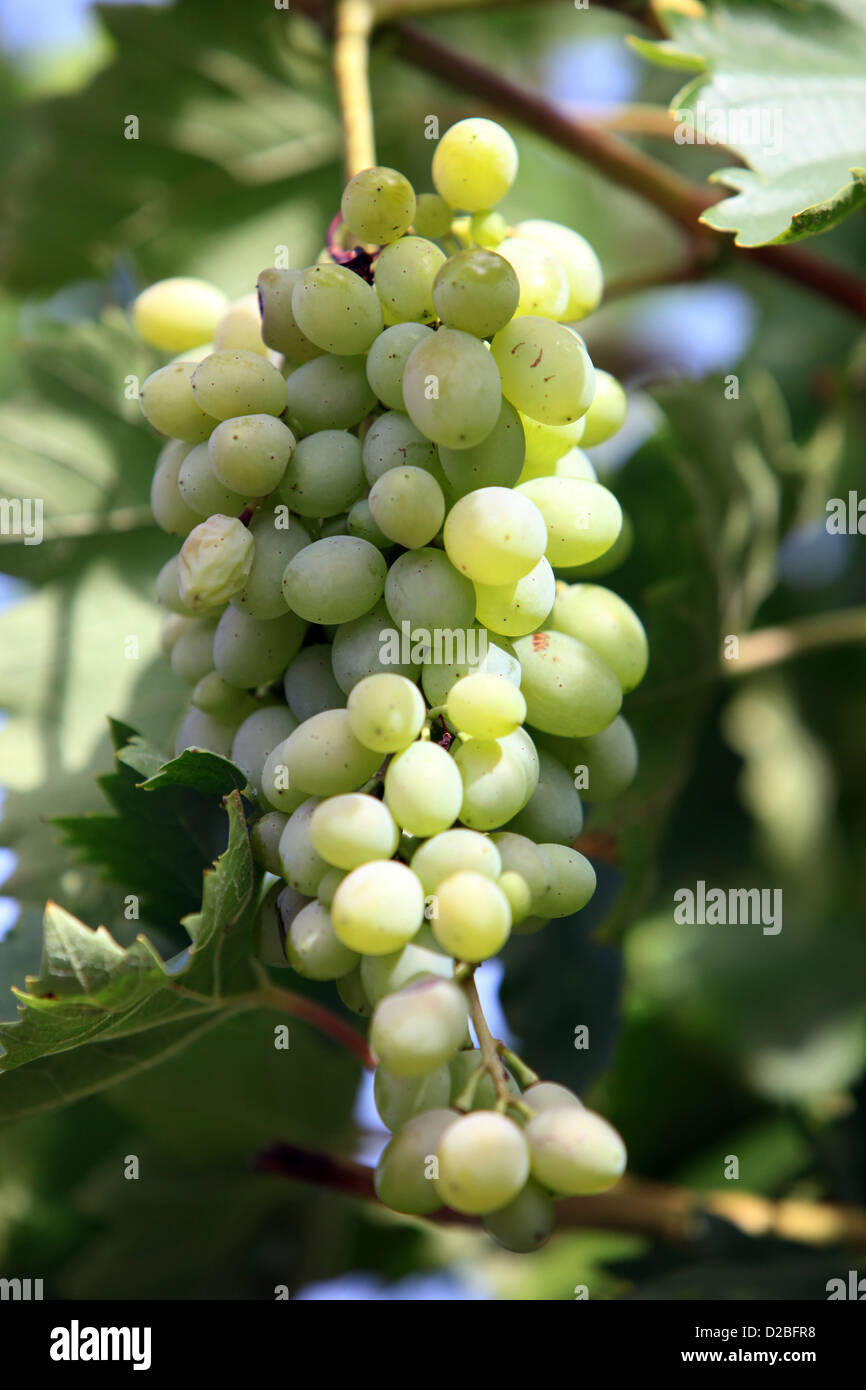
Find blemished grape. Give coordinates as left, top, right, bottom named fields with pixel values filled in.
left=515, top=218, right=603, bottom=320
left=374, top=1108, right=458, bottom=1214
left=177, top=514, right=254, bottom=610
left=277, top=709, right=382, bottom=797
left=438, top=400, right=525, bottom=499
left=134, top=276, right=228, bottom=352
left=435, top=1111, right=529, bottom=1214
left=446, top=672, right=526, bottom=740
left=177, top=442, right=248, bottom=518
left=233, top=507, right=310, bottom=620
left=374, top=235, right=446, bottom=325
left=309, top=793, right=399, bottom=870
left=516, top=476, right=622, bottom=568
left=370, top=974, right=469, bottom=1076
left=292, top=264, right=384, bottom=356
left=190, top=350, right=287, bottom=419
left=208, top=413, right=295, bottom=496
left=341, top=166, right=416, bottom=244
left=250, top=810, right=289, bottom=876
left=413, top=191, right=452, bottom=239
left=277, top=798, right=329, bottom=895
left=331, top=860, right=425, bottom=954
left=284, top=354, right=376, bottom=434
left=533, top=842, right=596, bottom=918
left=579, top=369, right=627, bottom=446
left=285, top=900, right=359, bottom=980
left=432, top=118, right=518, bottom=212
left=373, top=1063, right=452, bottom=1132
left=506, top=748, right=584, bottom=845
left=444, top=487, right=547, bottom=585
left=550, top=582, right=648, bottom=692
left=497, top=236, right=569, bottom=319
left=433, top=249, right=519, bottom=338
left=362, top=411, right=437, bottom=485
left=384, top=740, right=463, bottom=836
left=523, top=1081, right=584, bottom=1113
left=432, top=870, right=512, bottom=962
left=174, top=706, right=237, bottom=758
left=365, top=322, right=433, bottom=411
left=384, top=547, right=476, bottom=634
left=512, top=629, right=622, bottom=737
left=283, top=643, right=346, bottom=722
left=256, top=268, right=324, bottom=364
left=140, top=361, right=216, bottom=442
left=526, top=1106, right=626, bottom=1195
left=473, top=557, right=556, bottom=637
left=151, top=440, right=199, bottom=536
left=369, top=466, right=445, bottom=549
left=403, top=329, right=502, bottom=450
left=491, top=317, right=595, bottom=426
left=282, top=535, right=386, bottom=626
left=483, top=1178, right=555, bottom=1253
left=411, top=828, right=501, bottom=895
left=361, top=925, right=452, bottom=1005
left=347, top=672, right=425, bottom=753
left=331, top=600, right=421, bottom=693
left=213, top=605, right=306, bottom=688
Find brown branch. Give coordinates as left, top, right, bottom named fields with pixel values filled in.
left=723, top=607, right=866, bottom=677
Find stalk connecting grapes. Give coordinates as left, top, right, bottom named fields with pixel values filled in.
left=136, top=117, right=643, bottom=1251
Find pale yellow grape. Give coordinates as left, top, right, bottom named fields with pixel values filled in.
left=491, top=317, right=595, bottom=426
left=190, top=350, right=287, bottom=419
left=374, top=1108, right=458, bottom=1214
left=435, top=1111, right=529, bottom=1214
left=512, top=630, right=621, bottom=737
left=497, top=236, right=569, bottom=318
left=368, top=466, right=445, bottom=549
left=516, top=477, right=622, bottom=568
left=526, top=1106, right=626, bottom=1195
left=361, top=925, right=452, bottom=1005
left=347, top=673, right=426, bottom=753
left=515, top=219, right=603, bottom=319
left=341, top=165, right=416, bottom=244
left=550, top=582, right=648, bottom=692
left=384, top=740, right=463, bottom=836
left=432, top=118, right=518, bottom=212
left=523, top=1081, right=584, bottom=1113
left=134, top=277, right=228, bottom=352
left=331, top=859, right=425, bottom=954
left=213, top=293, right=270, bottom=357
left=432, top=870, right=512, bottom=962
left=309, top=793, right=399, bottom=870
left=501, top=726, right=540, bottom=798
left=517, top=445, right=597, bottom=486
left=446, top=673, right=526, bottom=739
left=370, top=975, right=469, bottom=1076
left=470, top=209, right=508, bottom=248
left=410, top=828, right=501, bottom=894
left=533, top=842, right=596, bottom=918
left=285, top=901, right=359, bottom=980
left=443, top=487, right=547, bottom=585
left=421, top=632, right=521, bottom=708
left=453, top=737, right=531, bottom=831
left=140, top=362, right=216, bottom=442
left=498, top=869, right=532, bottom=923
left=579, top=369, right=627, bottom=445
left=520, top=413, right=586, bottom=471
left=473, top=557, right=556, bottom=637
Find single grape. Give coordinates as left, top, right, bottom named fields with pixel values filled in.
left=432, top=870, right=512, bottom=962
left=151, top=440, right=199, bottom=536
left=512, top=629, right=621, bottom=736
left=284, top=354, right=376, bottom=434
left=283, top=644, right=346, bottom=722
left=347, top=672, right=426, bottom=753
left=506, top=748, right=583, bottom=845
left=482, top=1178, right=555, bottom=1253
left=341, top=166, right=416, bottom=244
left=190, top=349, right=287, bottom=419
left=233, top=507, right=310, bottom=621
left=213, top=606, right=306, bottom=688
left=365, top=323, right=433, bottom=411
left=282, top=536, right=387, bottom=625
left=402, top=328, right=502, bottom=449
left=497, top=236, right=569, bottom=318
left=384, top=547, right=476, bottom=634
left=411, top=828, right=501, bottom=895
left=526, top=1106, right=626, bottom=1195
left=520, top=413, right=586, bottom=472
left=470, top=209, right=508, bottom=248
left=134, top=276, right=227, bottom=352
left=374, top=235, right=446, bottom=325
left=370, top=974, right=469, bottom=1076
left=362, top=410, right=438, bottom=485
left=174, top=706, right=238, bottom=758
left=361, top=925, right=453, bottom=1005
left=473, top=557, right=556, bottom=638
left=369, top=466, right=445, bottom=549
left=274, top=797, right=329, bottom=895
left=384, top=740, right=463, bottom=837
left=438, top=400, right=525, bottom=499
left=285, top=900, right=360, bottom=980
left=155, top=555, right=189, bottom=615
left=331, top=600, right=421, bottom=693
left=256, top=267, right=324, bottom=364
left=331, top=860, right=425, bottom=954
left=444, top=486, right=547, bottom=586
left=177, top=514, right=254, bottom=610
left=578, top=369, right=627, bottom=446
left=523, top=1081, right=584, bottom=1113
left=250, top=810, right=289, bottom=876
left=557, top=510, right=634, bottom=581
left=453, top=736, right=533, bottom=831
left=435, top=1111, right=529, bottom=1214
left=373, top=1062, right=452, bottom=1132
left=421, top=631, right=520, bottom=708
left=518, top=445, right=597, bottom=486
left=490, top=831, right=554, bottom=912
left=316, top=866, right=346, bottom=907
left=140, top=361, right=216, bottom=442
left=539, top=715, right=638, bottom=803
left=278, top=430, right=365, bottom=518
left=169, top=617, right=219, bottom=685
left=533, top=842, right=596, bottom=918
left=291, top=263, right=384, bottom=356
left=433, top=249, right=519, bottom=338
left=432, top=118, right=518, bottom=212
left=191, top=670, right=254, bottom=719
left=491, top=317, right=595, bottom=425
left=374, top=1108, right=458, bottom=1214
left=516, top=476, right=622, bottom=568
left=177, top=443, right=249, bottom=518
left=412, top=191, right=452, bottom=239
left=208, top=414, right=295, bottom=496
left=309, top=793, right=399, bottom=870
left=498, top=870, right=532, bottom=923
left=446, top=672, right=526, bottom=740
left=550, top=582, right=647, bottom=692
left=515, top=218, right=603, bottom=320
left=276, top=709, right=382, bottom=797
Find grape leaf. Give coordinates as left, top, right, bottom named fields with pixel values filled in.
left=634, top=0, right=866, bottom=245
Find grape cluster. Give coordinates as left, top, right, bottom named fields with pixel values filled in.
left=136, top=117, right=641, bottom=1251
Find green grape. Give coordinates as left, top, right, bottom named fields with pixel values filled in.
left=191, top=670, right=255, bottom=719
left=309, top=793, right=399, bottom=870
left=347, top=498, right=392, bottom=550
left=139, top=361, right=216, bottom=442
left=169, top=617, right=218, bottom=685
left=579, top=369, right=627, bottom=446
left=256, top=268, right=324, bottom=364
left=449, top=1047, right=517, bottom=1111
left=213, top=292, right=269, bottom=358
left=374, top=235, right=446, bottom=325
left=177, top=443, right=248, bottom=517
left=233, top=507, right=311, bottom=621
left=432, top=118, right=518, bottom=212
left=362, top=411, right=437, bottom=485
left=384, top=548, right=476, bottom=634
left=285, top=900, right=359, bottom=980
left=161, top=613, right=195, bottom=658
left=473, top=557, right=555, bottom=638
left=341, top=166, right=416, bottom=244
left=361, top=926, right=452, bottom=1006
left=177, top=514, right=254, bottom=610
left=453, top=737, right=533, bottom=831
left=365, top=323, right=433, bottom=411
left=277, top=710, right=382, bottom=797
left=370, top=974, right=469, bottom=1076
left=134, top=276, right=227, bottom=352
left=369, top=466, right=445, bottom=549
left=518, top=445, right=597, bottom=486
left=283, top=643, right=346, bottom=722
left=482, top=1178, right=555, bottom=1253
left=260, top=748, right=307, bottom=814
left=155, top=555, right=189, bottom=615
left=446, top=672, right=526, bottom=740
left=250, top=810, right=289, bottom=875
left=213, top=606, right=306, bottom=688
left=284, top=354, right=376, bottom=434
left=252, top=880, right=289, bottom=967
left=517, top=477, right=622, bottom=568
left=435, top=1111, right=529, bottom=1214
left=336, top=963, right=373, bottom=1016
left=432, top=249, right=519, bottom=338
left=174, top=706, right=237, bottom=758
left=282, top=536, right=386, bottom=625
left=512, top=629, right=621, bottom=736
left=498, top=869, right=532, bottom=923
left=421, top=631, right=520, bottom=708
left=402, top=328, right=501, bottom=449
left=373, top=1063, right=452, bottom=1132
left=413, top=191, right=452, bottom=239
left=550, top=583, right=647, bottom=692
left=491, top=317, right=595, bottom=425
left=497, top=236, right=569, bottom=318
left=208, top=414, right=295, bottom=496
left=533, top=842, right=596, bottom=918
left=526, top=1106, right=626, bottom=1195
left=151, top=440, right=199, bottom=535
left=506, top=748, right=584, bottom=845
left=490, top=831, right=554, bottom=912
left=515, top=218, right=603, bottom=320
left=374, top=1108, right=458, bottom=1214
left=346, top=672, right=425, bottom=753
left=277, top=797, right=329, bottom=895
left=443, top=486, right=547, bottom=585
left=190, top=350, right=287, bottom=419
left=557, top=511, right=634, bottom=581
left=231, top=704, right=296, bottom=798
left=544, top=715, right=638, bottom=803
left=291, top=264, right=384, bottom=356
left=274, top=429, right=364, bottom=518
left=438, top=400, right=525, bottom=498
left=520, top=413, right=586, bottom=472
left=523, top=1081, right=584, bottom=1113
left=316, top=866, right=346, bottom=907
left=432, top=870, right=511, bottom=962
left=470, top=209, right=508, bottom=249
left=319, top=513, right=350, bottom=538
left=384, top=740, right=463, bottom=837
left=410, top=828, right=501, bottom=895
left=332, top=860, right=425, bottom=954
left=332, top=601, right=421, bottom=693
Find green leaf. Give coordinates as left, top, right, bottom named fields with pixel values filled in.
left=635, top=0, right=866, bottom=245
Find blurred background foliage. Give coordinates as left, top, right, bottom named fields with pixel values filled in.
left=0, top=0, right=864, bottom=1300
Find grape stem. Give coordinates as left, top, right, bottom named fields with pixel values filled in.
left=334, top=0, right=377, bottom=178
left=462, top=973, right=513, bottom=1103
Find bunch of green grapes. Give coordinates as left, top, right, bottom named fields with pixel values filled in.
left=136, top=117, right=640, bottom=1250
